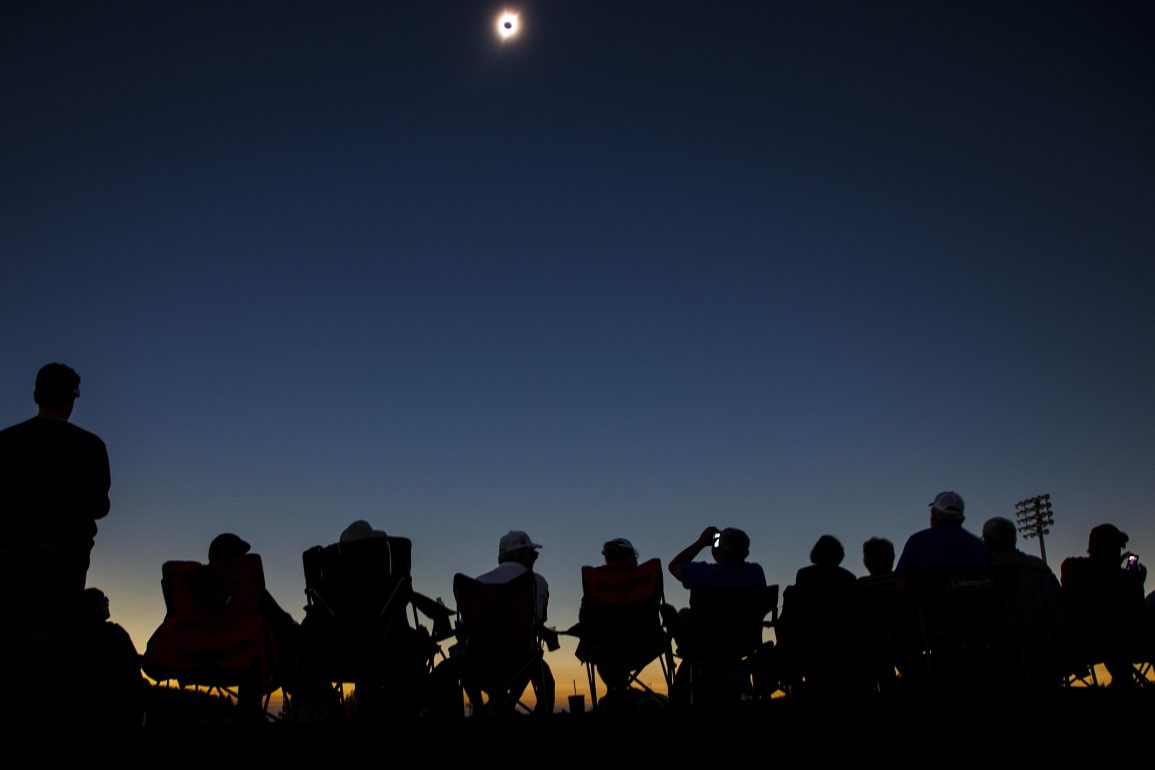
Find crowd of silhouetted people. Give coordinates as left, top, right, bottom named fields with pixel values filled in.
left=2, top=363, right=1153, bottom=725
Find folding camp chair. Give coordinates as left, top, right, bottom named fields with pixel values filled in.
left=779, top=577, right=859, bottom=693
left=680, top=584, right=779, bottom=704
left=298, top=536, right=439, bottom=715
left=1057, top=584, right=1101, bottom=688
left=912, top=568, right=1015, bottom=687
left=452, top=571, right=547, bottom=714
left=1060, top=567, right=1150, bottom=688
left=852, top=574, right=914, bottom=692
left=143, top=554, right=279, bottom=717
left=574, top=558, right=675, bottom=709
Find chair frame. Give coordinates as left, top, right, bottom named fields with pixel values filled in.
left=682, top=583, right=779, bottom=704
left=143, top=555, right=280, bottom=719
left=299, top=536, right=439, bottom=712
left=575, top=558, right=675, bottom=710
left=912, top=568, right=1015, bottom=687
left=452, top=571, right=545, bottom=714
left=1060, top=566, right=1151, bottom=689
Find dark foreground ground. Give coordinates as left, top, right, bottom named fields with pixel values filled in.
left=19, top=688, right=1154, bottom=768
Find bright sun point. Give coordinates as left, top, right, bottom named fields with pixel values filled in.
left=496, top=12, right=519, bottom=40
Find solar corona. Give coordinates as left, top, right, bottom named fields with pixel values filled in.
left=496, top=11, right=519, bottom=40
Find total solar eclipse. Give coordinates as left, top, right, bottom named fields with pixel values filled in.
left=497, top=12, right=519, bottom=40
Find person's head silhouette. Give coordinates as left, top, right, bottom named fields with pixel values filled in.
left=602, top=538, right=638, bottom=567
left=862, top=537, right=895, bottom=576
left=1087, top=523, right=1128, bottom=562
left=208, top=532, right=251, bottom=564
left=82, top=587, right=111, bottom=622
left=712, top=528, right=750, bottom=565
left=34, top=362, right=81, bottom=420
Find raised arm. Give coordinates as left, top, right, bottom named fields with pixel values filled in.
left=669, top=526, right=720, bottom=583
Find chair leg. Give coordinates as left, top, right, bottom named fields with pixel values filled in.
left=1131, top=661, right=1152, bottom=688
left=662, top=648, right=676, bottom=692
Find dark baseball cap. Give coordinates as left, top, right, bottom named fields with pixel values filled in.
left=208, top=533, right=251, bottom=563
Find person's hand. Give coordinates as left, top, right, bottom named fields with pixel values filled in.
left=699, top=526, right=721, bottom=547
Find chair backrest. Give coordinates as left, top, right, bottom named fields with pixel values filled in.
left=689, top=583, right=779, bottom=663
left=145, top=555, right=275, bottom=686
left=912, top=567, right=1016, bottom=684
left=854, top=573, right=904, bottom=639
left=780, top=568, right=857, bottom=658
left=583, top=558, right=664, bottom=604
left=1060, top=558, right=1147, bottom=663
left=579, top=559, right=667, bottom=662
left=160, top=555, right=266, bottom=623
left=853, top=574, right=909, bottom=687
left=302, top=536, right=414, bottom=621
left=453, top=571, right=540, bottom=691
left=913, top=568, right=1012, bottom=646
left=299, top=537, right=418, bottom=683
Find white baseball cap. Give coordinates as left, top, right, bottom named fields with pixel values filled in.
left=930, top=491, right=965, bottom=519
left=499, top=530, right=542, bottom=559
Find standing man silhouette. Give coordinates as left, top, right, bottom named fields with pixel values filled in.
left=0, top=363, right=111, bottom=696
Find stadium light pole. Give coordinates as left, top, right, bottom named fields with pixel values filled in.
left=1015, top=494, right=1055, bottom=565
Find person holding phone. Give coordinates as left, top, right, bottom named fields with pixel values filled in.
left=668, top=526, right=766, bottom=590
left=1060, top=524, right=1148, bottom=686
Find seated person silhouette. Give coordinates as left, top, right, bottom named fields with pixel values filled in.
left=778, top=535, right=857, bottom=692
left=208, top=533, right=300, bottom=690
left=571, top=538, right=675, bottom=703
left=143, top=533, right=287, bottom=718
left=1061, top=524, right=1148, bottom=687
left=854, top=536, right=915, bottom=688
left=339, top=520, right=453, bottom=641
left=669, top=526, right=766, bottom=591
left=668, top=526, right=769, bottom=702
left=859, top=537, right=896, bottom=588
left=78, top=588, right=145, bottom=726
left=465, top=530, right=557, bottom=714
left=981, top=517, right=1075, bottom=686
left=298, top=520, right=450, bottom=718
left=893, top=491, right=991, bottom=682
left=895, top=491, right=990, bottom=583
left=1148, top=590, right=1155, bottom=666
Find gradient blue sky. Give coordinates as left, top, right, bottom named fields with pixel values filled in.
left=3, top=1, right=1153, bottom=689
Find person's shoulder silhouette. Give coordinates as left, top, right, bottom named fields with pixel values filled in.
left=0, top=363, right=111, bottom=708
left=0, top=363, right=110, bottom=544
